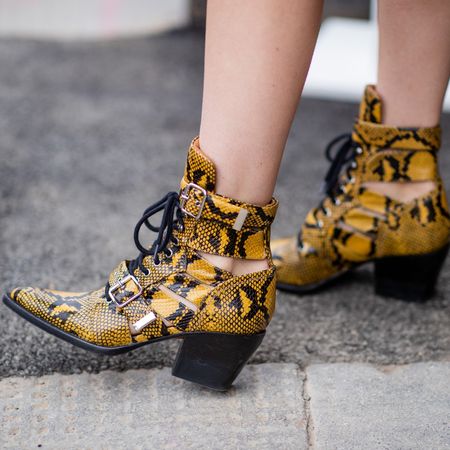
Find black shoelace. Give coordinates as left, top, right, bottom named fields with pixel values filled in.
left=128, top=191, right=183, bottom=274
left=321, top=133, right=359, bottom=198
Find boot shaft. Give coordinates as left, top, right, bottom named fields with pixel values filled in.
left=352, top=85, right=442, bottom=186
left=180, top=138, right=278, bottom=261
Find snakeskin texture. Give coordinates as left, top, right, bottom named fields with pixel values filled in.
left=8, top=139, right=278, bottom=348
left=272, top=85, right=450, bottom=289
left=180, top=147, right=278, bottom=260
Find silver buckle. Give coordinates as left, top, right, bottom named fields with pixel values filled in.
left=180, top=182, right=207, bottom=220
left=108, top=274, right=143, bottom=308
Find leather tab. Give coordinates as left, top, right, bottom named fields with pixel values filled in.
left=182, top=138, right=216, bottom=192
left=358, top=85, right=382, bottom=124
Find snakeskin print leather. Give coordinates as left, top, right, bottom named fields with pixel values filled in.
left=8, top=139, right=278, bottom=348
left=272, top=85, right=450, bottom=289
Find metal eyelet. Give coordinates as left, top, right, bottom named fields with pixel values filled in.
left=317, top=219, right=324, bottom=228
left=356, top=146, right=363, bottom=155
left=153, top=258, right=161, bottom=266
left=164, top=248, right=174, bottom=258
left=349, top=177, right=355, bottom=184
left=324, top=207, right=331, bottom=217
left=141, top=268, right=150, bottom=276
left=334, top=198, right=341, bottom=206
left=351, top=161, right=358, bottom=169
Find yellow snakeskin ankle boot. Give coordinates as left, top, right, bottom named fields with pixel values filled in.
left=3, top=138, right=278, bottom=390
left=272, top=85, right=450, bottom=301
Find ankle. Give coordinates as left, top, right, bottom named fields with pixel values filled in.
left=199, top=252, right=269, bottom=276
left=364, top=181, right=436, bottom=202
left=195, top=137, right=275, bottom=206
left=181, top=139, right=277, bottom=276
left=376, top=84, right=442, bottom=129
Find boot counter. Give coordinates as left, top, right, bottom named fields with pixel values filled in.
left=186, top=268, right=276, bottom=335
left=376, top=185, right=450, bottom=257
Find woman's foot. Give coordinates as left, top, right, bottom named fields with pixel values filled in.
left=272, top=85, right=450, bottom=301
left=3, top=138, right=278, bottom=390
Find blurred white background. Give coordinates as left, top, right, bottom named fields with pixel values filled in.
left=0, top=0, right=190, bottom=39
left=0, top=0, right=448, bottom=109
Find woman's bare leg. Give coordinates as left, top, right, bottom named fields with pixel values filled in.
left=199, top=0, right=323, bottom=274
left=366, top=0, right=450, bottom=201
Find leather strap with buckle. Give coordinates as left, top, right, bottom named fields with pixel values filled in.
left=180, top=181, right=277, bottom=229
left=108, top=274, right=143, bottom=308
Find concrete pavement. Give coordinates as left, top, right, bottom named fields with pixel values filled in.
left=1, top=362, right=449, bottom=449
left=306, top=363, right=450, bottom=449
left=1, top=364, right=307, bottom=449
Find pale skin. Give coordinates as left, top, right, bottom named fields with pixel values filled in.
left=366, top=0, right=450, bottom=201
left=198, top=0, right=450, bottom=275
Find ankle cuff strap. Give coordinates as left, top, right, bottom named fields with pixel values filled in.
left=352, top=122, right=441, bottom=151
left=179, top=180, right=278, bottom=259
left=352, top=122, right=441, bottom=183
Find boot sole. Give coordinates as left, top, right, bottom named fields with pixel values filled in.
left=2, top=294, right=265, bottom=391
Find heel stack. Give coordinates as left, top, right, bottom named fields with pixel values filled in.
left=374, top=245, right=449, bottom=302
left=172, top=332, right=265, bottom=391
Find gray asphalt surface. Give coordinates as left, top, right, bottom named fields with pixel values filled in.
left=0, top=30, right=449, bottom=378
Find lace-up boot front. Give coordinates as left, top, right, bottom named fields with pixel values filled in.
left=4, top=138, right=278, bottom=390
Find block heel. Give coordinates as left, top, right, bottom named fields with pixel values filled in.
left=172, top=332, right=265, bottom=391
left=374, top=244, right=449, bottom=302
